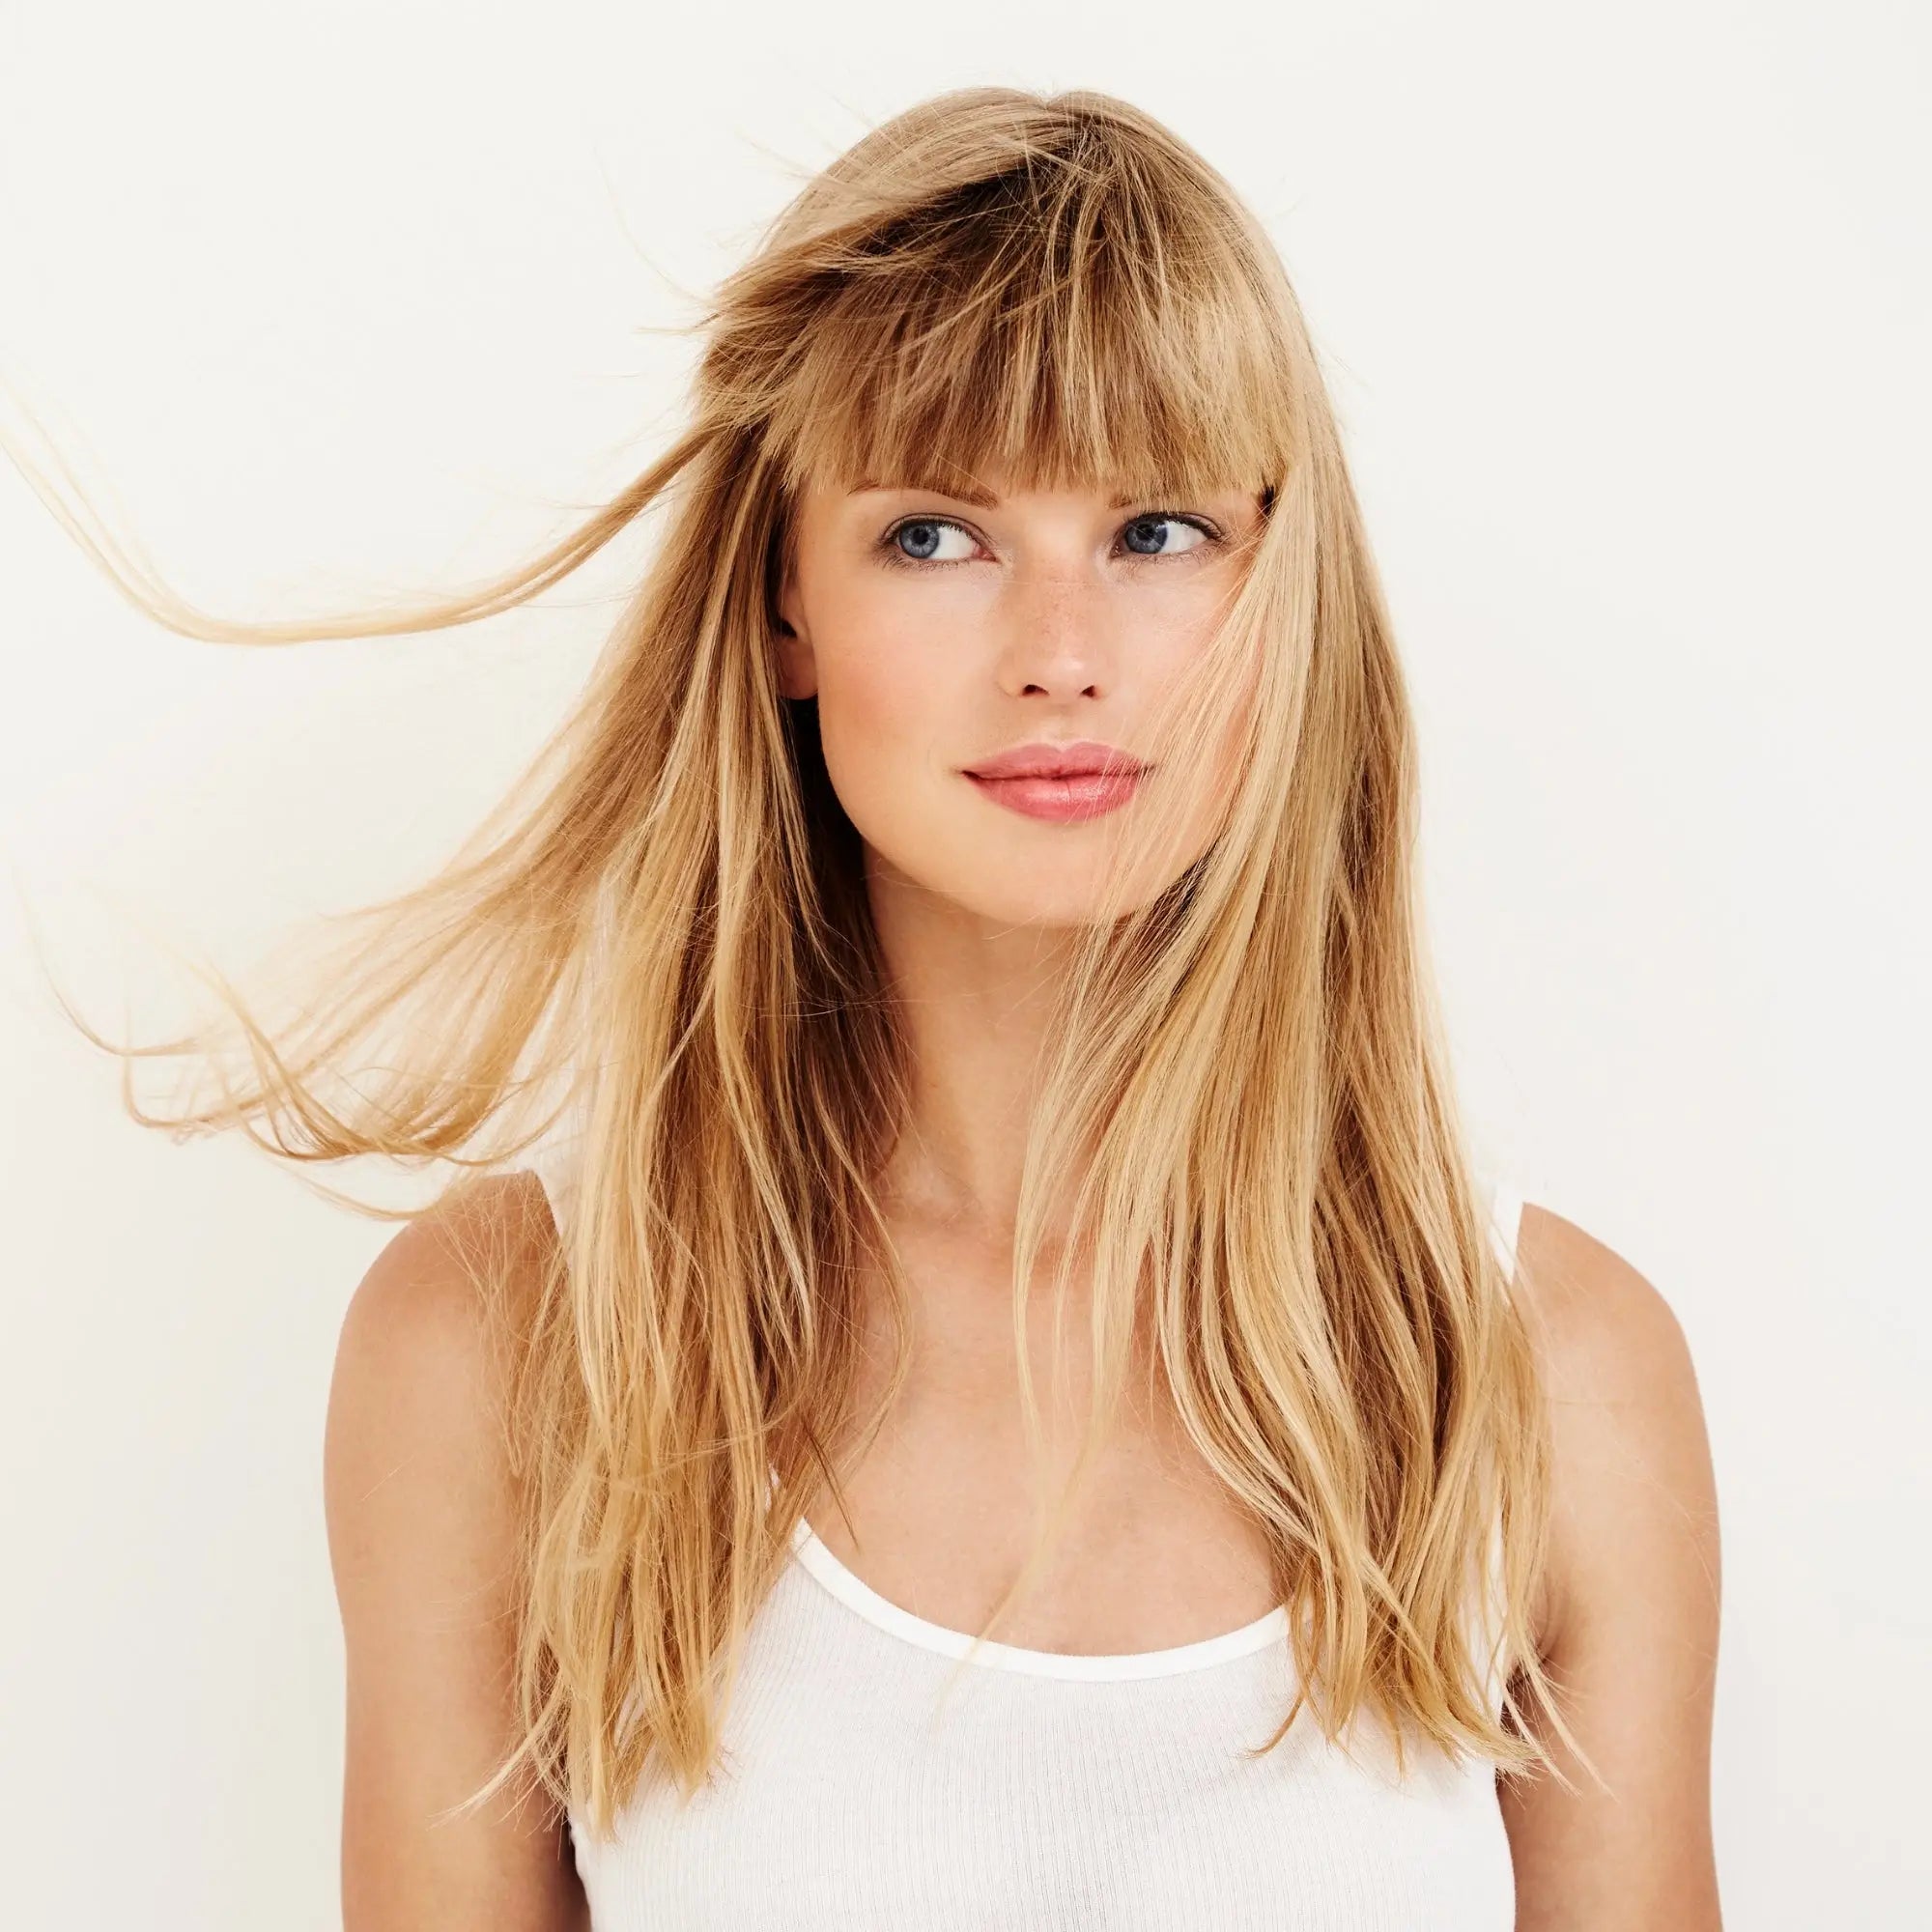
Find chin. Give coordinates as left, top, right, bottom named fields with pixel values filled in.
left=861, top=823, right=1205, bottom=931
left=927, top=865, right=1187, bottom=932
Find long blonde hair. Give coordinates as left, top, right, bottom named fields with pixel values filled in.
left=10, top=84, right=1593, bottom=1834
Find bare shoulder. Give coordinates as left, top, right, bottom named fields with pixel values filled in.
left=1502, top=1202, right=1724, bottom=1929
left=1509, top=1201, right=1720, bottom=1657
left=1512, top=1202, right=1711, bottom=1448
left=328, top=1169, right=554, bottom=1453
left=325, top=1170, right=584, bottom=1931
left=326, top=1171, right=554, bottom=1556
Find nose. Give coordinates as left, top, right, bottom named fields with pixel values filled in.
left=994, top=567, right=1115, bottom=697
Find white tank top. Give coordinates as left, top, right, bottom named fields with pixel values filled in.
left=526, top=1144, right=1526, bottom=1928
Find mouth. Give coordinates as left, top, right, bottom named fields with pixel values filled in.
left=960, top=740, right=1150, bottom=782
left=958, top=739, right=1152, bottom=823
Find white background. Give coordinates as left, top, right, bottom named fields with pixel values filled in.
left=2, top=3, right=1926, bottom=1924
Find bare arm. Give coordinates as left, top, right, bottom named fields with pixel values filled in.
left=1501, top=1204, right=1724, bottom=1929
left=325, top=1173, right=588, bottom=1932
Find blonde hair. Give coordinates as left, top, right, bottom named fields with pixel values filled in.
left=10, top=84, right=1595, bottom=1836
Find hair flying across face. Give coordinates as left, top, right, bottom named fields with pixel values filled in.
left=2, top=85, right=1591, bottom=1834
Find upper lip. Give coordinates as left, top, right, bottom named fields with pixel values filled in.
left=962, top=739, right=1150, bottom=780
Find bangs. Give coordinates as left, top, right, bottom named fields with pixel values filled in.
left=763, top=151, right=1299, bottom=506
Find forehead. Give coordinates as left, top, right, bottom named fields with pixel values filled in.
left=814, top=470, right=1259, bottom=513
left=789, top=426, right=1267, bottom=513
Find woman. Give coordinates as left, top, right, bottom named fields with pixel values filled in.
left=26, top=85, right=1721, bottom=1927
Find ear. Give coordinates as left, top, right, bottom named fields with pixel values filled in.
left=774, top=557, right=817, bottom=701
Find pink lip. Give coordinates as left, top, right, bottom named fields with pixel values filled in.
left=962, top=738, right=1148, bottom=781
left=959, top=739, right=1152, bottom=824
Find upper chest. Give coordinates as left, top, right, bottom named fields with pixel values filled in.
left=800, top=1236, right=1285, bottom=1658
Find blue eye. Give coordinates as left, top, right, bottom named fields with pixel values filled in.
left=877, top=509, right=1218, bottom=569
left=889, top=518, right=977, bottom=563
left=1121, top=515, right=1208, bottom=557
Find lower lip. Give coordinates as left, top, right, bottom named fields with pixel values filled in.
left=963, top=769, right=1147, bottom=822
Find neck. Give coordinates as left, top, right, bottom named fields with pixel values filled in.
left=865, top=847, right=1093, bottom=1251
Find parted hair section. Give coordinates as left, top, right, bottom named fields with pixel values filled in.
left=13, top=84, right=1594, bottom=1833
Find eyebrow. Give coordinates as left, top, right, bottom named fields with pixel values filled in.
left=849, top=479, right=1164, bottom=510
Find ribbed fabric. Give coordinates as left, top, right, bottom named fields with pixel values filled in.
left=526, top=1138, right=1524, bottom=1929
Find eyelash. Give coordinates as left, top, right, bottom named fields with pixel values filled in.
left=872, top=511, right=1223, bottom=571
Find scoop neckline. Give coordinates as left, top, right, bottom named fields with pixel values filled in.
left=762, top=1178, right=1520, bottom=1684
left=784, top=1503, right=1290, bottom=1681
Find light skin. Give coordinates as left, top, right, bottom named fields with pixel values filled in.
left=775, top=469, right=1266, bottom=1246
left=325, top=472, right=1722, bottom=1929
left=780, top=474, right=1724, bottom=1927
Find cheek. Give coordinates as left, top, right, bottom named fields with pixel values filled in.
left=810, top=590, right=968, bottom=808
left=1144, top=581, right=1255, bottom=731
left=1138, top=592, right=1261, bottom=840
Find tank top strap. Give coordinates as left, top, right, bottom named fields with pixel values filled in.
left=524, top=1127, right=583, bottom=1246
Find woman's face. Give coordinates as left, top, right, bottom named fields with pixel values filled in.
left=776, top=469, right=1266, bottom=929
